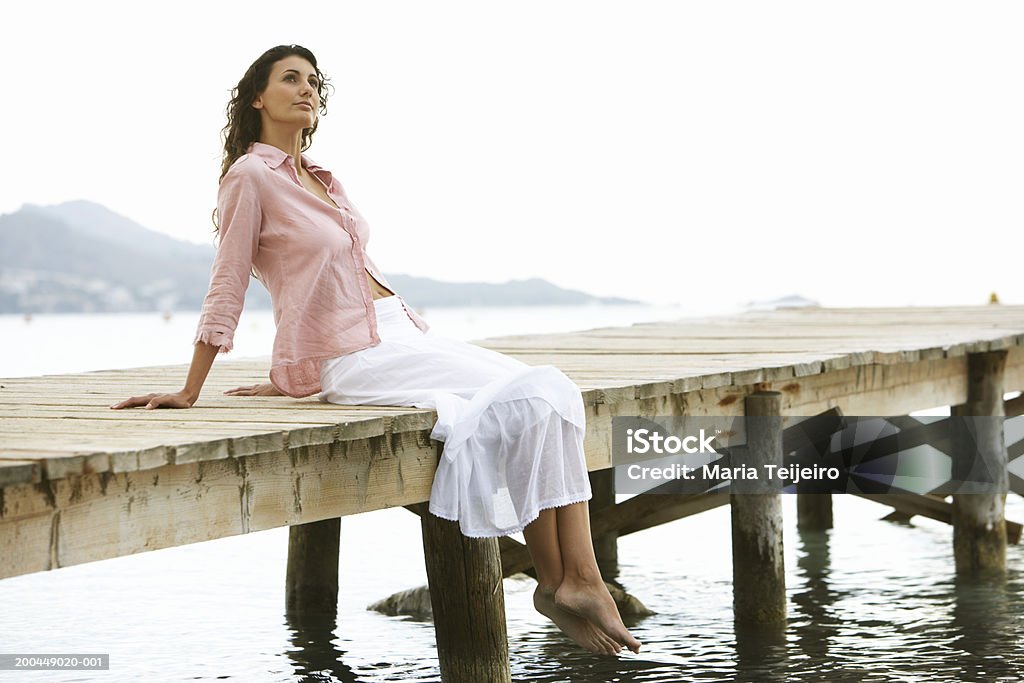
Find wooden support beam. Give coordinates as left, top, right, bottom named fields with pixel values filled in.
left=414, top=503, right=511, bottom=682
left=285, top=518, right=341, bottom=617
left=858, top=492, right=1021, bottom=544
left=1010, top=472, right=1024, bottom=498
left=951, top=351, right=1009, bottom=576
left=732, top=391, right=786, bottom=629
left=1005, top=393, right=1024, bottom=417
left=589, top=468, right=618, bottom=580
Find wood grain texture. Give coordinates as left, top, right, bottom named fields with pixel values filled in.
left=1, top=305, right=1022, bottom=580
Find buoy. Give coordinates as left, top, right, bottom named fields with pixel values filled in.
left=989, top=292, right=1000, bottom=305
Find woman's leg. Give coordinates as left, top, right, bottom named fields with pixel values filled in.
left=522, top=504, right=642, bottom=654
left=551, top=502, right=641, bottom=653
left=522, top=508, right=622, bottom=655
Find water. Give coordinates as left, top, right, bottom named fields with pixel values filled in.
left=1, top=305, right=1023, bottom=682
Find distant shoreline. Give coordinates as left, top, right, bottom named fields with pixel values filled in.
left=2, top=299, right=673, bottom=318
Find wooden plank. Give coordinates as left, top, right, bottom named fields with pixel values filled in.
left=0, top=431, right=441, bottom=580
left=1, top=306, right=1022, bottom=485
left=0, top=460, right=42, bottom=487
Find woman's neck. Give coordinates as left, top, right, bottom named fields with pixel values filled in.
left=258, top=130, right=305, bottom=173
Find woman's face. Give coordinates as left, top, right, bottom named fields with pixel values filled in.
left=252, top=55, right=320, bottom=130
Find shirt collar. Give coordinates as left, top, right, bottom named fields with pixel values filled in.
left=247, top=141, right=334, bottom=186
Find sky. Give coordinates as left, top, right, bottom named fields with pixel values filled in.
left=2, top=1, right=1022, bottom=311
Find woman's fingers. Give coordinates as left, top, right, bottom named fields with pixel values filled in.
left=143, top=393, right=192, bottom=409
left=110, top=392, right=192, bottom=409
left=110, top=393, right=158, bottom=409
left=113, top=385, right=276, bottom=409
left=224, top=383, right=281, bottom=396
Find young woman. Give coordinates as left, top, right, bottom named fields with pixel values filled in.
left=111, top=44, right=641, bottom=656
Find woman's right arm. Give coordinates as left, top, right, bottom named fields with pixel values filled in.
left=110, top=341, right=220, bottom=409
left=111, top=162, right=263, bottom=410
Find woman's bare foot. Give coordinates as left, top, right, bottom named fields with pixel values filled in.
left=553, top=577, right=642, bottom=653
left=534, top=586, right=622, bottom=656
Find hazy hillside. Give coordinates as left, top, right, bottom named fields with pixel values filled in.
left=0, top=201, right=640, bottom=314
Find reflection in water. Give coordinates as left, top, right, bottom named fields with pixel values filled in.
left=733, top=626, right=787, bottom=683
left=284, top=610, right=361, bottom=683
left=512, top=513, right=1024, bottom=683
left=3, top=497, right=1022, bottom=681
left=792, top=528, right=843, bottom=663
left=515, top=636, right=674, bottom=682
left=950, top=573, right=1018, bottom=680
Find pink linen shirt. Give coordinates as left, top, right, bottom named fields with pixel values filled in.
left=193, top=141, right=429, bottom=398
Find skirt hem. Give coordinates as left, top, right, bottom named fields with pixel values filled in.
left=428, top=489, right=594, bottom=538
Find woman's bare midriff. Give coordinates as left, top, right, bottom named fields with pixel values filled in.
left=367, top=269, right=396, bottom=300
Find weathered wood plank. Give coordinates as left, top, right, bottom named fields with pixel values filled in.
left=0, top=431, right=440, bottom=580
left=0, top=459, right=42, bottom=487
left=0, top=304, right=1022, bottom=585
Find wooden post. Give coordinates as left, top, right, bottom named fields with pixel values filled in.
left=732, top=391, right=786, bottom=628
left=951, top=350, right=1008, bottom=576
left=285, top=518, right=341, bottom=617
left=417, top=503, right=511, bottom=682
left=793, top=411, right=840, bottom=530
left=589, top=468, right=619, bottom=580
left=797, top=491, right=833, bottom=530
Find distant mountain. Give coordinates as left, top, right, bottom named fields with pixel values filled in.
left=743, top=294, right=820, bottom=311
left=0, top=201, right=641, bottom=314
left=381, top=274, right=637, bottom=308
left=20, top=201, right=214, bottom=260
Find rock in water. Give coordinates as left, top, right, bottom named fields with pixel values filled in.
left=607, top=582, right=655, bottom=617
left=367, top=580, right=654, bottom=620
left=367, top=584, right=433, bottom=619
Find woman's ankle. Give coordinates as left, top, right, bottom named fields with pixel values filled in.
left=535, top=582, right=559, bottom=599
left=559, top=565, right=605, bottom=588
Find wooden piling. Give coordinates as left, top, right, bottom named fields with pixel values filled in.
left=731, top=391, right=786, bottom=628
left=794, top=411, right=838, bottom=530
left=285, top=518, right=341, bottom=617
left=417, top=503, right=511, bottom=682
left=951, top=350, right=1009, bottom=576
left=797, top=492, right=834, bottom=530
left=589, top=468, right=619, bottom=580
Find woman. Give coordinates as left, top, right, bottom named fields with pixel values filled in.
left=111, top=44, right=640, bottom=657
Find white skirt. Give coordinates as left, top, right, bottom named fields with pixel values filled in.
left=318, top=294, right=592, bottom=537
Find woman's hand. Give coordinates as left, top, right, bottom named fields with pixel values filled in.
left=110, top=390, right=195, bottom=410
left=223, top=383, right=283, bottom=397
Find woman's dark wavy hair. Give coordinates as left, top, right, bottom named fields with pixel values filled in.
left=210, top=44, right=332, bottom=243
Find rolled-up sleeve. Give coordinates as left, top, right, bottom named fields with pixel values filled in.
left=193, top=163, right=263, bottom=353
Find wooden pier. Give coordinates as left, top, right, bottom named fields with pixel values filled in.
left=2, top=304, right=1023, bottom=681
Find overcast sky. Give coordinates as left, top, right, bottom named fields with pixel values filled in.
left=2, top=1, right=1021, bottom=310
